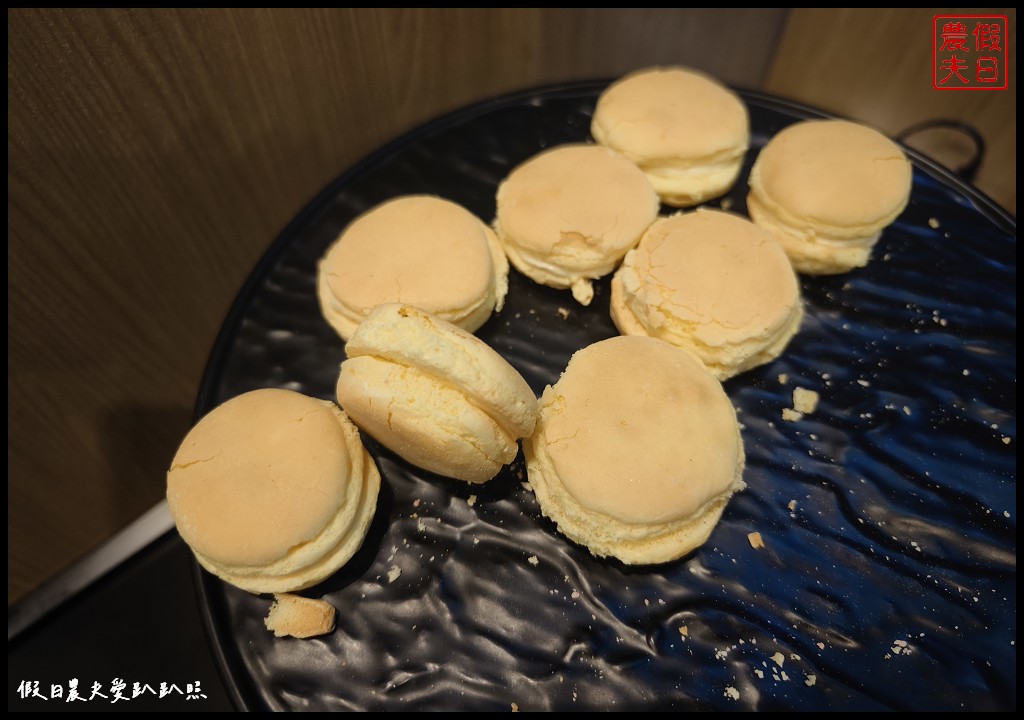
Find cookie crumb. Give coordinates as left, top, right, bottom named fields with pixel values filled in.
left=679, top=625, right=688, bottom=637
left=528, top=555, right=539, bottom=566
left=890, top=638, right=913, bottom=656
left=787, top=500, right=797, bottom=511
left=557, top=307, right=571, bottom=320
left=816, top=642, right=825, bottom=650
left=771, top=651, right=785, bottom=667
left=387, top=565, right=402, bottom=583
left=467, top=494, right=477, bottom=507
left=747, top=531, right=765, bottom=549
left=724, top=686, right=740, bottom=700
left=720, top=197, right=734, bottom=211
left=511, top=702, right=519, bottom=712
left=927, top=217, right=940, bottom=229
left=782, top=408, right=804, bottom=422
left=778, top=373, right=789, bottom=385
left=805, top=673, right=816, bottom=687
left=793, top=387, right=820, bottom=414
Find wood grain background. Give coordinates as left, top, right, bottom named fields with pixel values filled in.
left=7, top=8, right=1015, bottom=605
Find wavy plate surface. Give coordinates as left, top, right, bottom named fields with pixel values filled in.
left=195, top=83, right=1016, bottom=711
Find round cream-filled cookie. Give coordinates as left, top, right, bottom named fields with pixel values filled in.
left=747, top=119, right=913, bottom=274
left=494, top=144, right=658, bottom=306
left=591, top=66, right=749, bottom=207
left=336, top=304, right=538, bottom=484
left=166, top=389, right=381, bottom=594
left=524, top=336, right=745, bottom=565
left=610, top=209, right=803, bottom=380
left=317, top=195, right=509, bottom=340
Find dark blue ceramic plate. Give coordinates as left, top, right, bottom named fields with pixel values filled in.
left=195, top=82, right=1016, bottom=711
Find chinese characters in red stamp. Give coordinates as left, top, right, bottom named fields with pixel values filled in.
left=933, top=15, right=1009, bottom=90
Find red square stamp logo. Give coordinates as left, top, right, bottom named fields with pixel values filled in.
left=933, top=15, right=1009, bottom=90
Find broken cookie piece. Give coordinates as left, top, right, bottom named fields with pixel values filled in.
left=265, top=593, right=337, bottom=639
left=792, top=387, right=820, bottom=414
left=783, top=387, right=820, bottom=422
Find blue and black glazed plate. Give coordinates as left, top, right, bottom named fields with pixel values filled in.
left=194, top=82, right=1016, bottom=711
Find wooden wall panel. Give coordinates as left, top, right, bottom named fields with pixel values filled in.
left=765, top=8, right=1016, bottom=213
left=7, top=8, right=789, bottom=605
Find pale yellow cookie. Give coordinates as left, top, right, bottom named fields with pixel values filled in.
left=592, top=66, right=749, bottom=206
left=167, top=389, right=381, bottom=594
left=525, top=336, right=745, bottom=564
left=494, top=144, right=658, bottom=305
left=611, top=209, right=803, bottom=380
left=337, top=304, right=538, bottom=484
left=747, top=119, right=912, bottom=274
left=317, top=195, right=508, bottom=339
